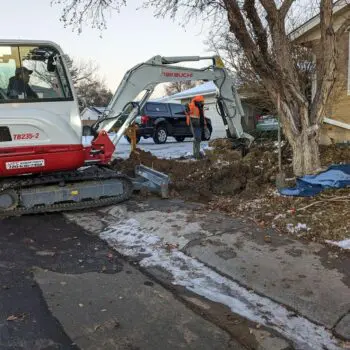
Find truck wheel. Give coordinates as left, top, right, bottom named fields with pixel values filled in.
left=125, top=136, right=141, bottom=144
left=175, top=136, right=185, bottom=142
left=153, top=126, right=168, bottom=144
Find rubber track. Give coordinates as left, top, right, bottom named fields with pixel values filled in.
left=0, top=166, right=126, bottom=190
left=0, top=167, right=133, bottom=218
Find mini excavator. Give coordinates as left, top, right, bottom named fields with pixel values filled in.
left=0, top=39, right=253, bottom=216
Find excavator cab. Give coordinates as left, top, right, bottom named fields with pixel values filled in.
left=0, top=40, right=84, bottom=177
left=0, top=40, right=169, bottom=216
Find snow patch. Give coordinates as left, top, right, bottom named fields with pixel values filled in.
left=286, top=223, right=310, bottom=234
left=101, top=218, right=161, bottom=257
left=272, top=189, right=282, bottom=197
left=213, top=159, right=230, bottom=169
left=274, top=140, right=286, bottom=148
left=326, top=239, right=350, bottom=250
left=136, top=141, right=209, bottom=160
left=272, top=213, right=286, bottom=228
left=99, top=218, right=341, bottom=350
left=103, top=209, right=211, bottom=249
left=83, top=134, right=209, bottom=160
left=273, top=213, right=286, bottom=221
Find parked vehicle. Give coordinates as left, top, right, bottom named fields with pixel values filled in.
left=125, top=102, right=213, bottom=144
left=256, top=114, right=279, bottom=131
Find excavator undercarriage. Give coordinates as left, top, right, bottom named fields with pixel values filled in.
left=0, top=166, right=133, bottom=217
left=0, top=164, right=170, bottom=217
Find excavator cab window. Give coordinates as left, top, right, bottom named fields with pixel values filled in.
left=0, top=45, right=73, bottom=103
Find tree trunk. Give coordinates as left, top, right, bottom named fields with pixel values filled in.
left=290, top=132, right=321, bottom=177
left=279, top=99, right=322, bottom=177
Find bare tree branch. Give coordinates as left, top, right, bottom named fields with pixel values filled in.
left=259, top=0, right=277, bottom=18
left=243, top=0, right=269, bottom=57
left=165, top=80, right=201, bottom=95
left=64, top=55, right=112, bottom=110
left=280, top=0, right=295, bottom=19
left=222, top=0, right=271, bottom=78
left=65, top=56, right=99, bottom=86
left=51, top=0, right=127, bottom=32
left=310, top=0, right=336, bottom=125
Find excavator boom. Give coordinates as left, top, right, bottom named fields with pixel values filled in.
left=91, top=55, right=253, bottom=149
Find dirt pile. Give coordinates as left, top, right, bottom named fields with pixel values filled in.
left=114, top=138, right=349, bottom=243
left=114, top=150, right=235, bottom=201
left=114, top=139, right=349, bottom=202
left=113, top=139, right=294, bottom=201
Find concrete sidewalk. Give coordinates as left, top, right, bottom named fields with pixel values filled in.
left=66, top=198, right=350, bottom=349
left=34, top=268, right=238, bottom=350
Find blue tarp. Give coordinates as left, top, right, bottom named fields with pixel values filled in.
left=279, top=164, right=350, bottom=197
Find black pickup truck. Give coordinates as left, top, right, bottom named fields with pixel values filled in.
left=127, top=102, right=212, bottom=144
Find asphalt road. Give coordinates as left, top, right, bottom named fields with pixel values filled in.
left=0, top=213, right=243, bottom=350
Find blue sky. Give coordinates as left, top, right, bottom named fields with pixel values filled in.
left=1, top=0, right=212, bottom=96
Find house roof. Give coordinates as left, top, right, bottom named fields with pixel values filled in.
left=160, top=81, right=253, bottom=102
left=81, top=106, right=108, bottom=115
left=290, top=0, right=348, bottom=41
left=91, top=106, right=107, bottom=114
left=162, top=82, right=217, bottom=101
left=81, top=106, right=108, bottom=120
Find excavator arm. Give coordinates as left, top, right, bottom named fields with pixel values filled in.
left=91, top=55, right=254, bottom=149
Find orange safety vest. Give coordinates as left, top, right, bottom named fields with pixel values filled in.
left=186, top=95, right=205, bottom=126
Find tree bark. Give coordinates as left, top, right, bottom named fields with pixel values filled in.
left=290, top=131, right=321, bottom=176
left=280, top=104, right=321, bottom=176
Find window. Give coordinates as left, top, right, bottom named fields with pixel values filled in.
left=145, top=103, right=168, bottom=112
left=0, top=126, right=11, bottom=142
left=170, top=104, right=186, bottom=115
left=0, top=45, right=72, bottom=103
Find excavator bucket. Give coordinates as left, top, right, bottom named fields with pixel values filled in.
left=132, top=165, right=170, bottom=199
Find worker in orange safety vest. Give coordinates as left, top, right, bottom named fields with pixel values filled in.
left=186, top=95, right=206, bottom=159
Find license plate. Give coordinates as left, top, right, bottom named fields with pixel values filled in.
left=6, top=159, right=45, bottom=170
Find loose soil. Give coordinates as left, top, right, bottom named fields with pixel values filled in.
left=113, top=139, right=350, bottom=243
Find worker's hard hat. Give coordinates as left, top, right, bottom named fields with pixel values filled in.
left=192, top=95, right=204, bottom=103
